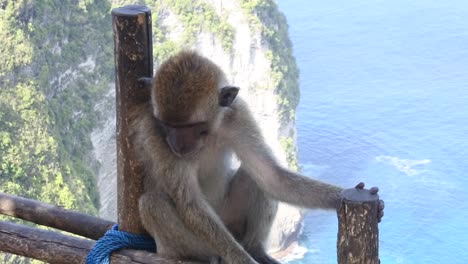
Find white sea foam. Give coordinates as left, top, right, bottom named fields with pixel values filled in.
left=376, top=156, right=431, bottom=176
left=279, top=244, right=310, bottom=263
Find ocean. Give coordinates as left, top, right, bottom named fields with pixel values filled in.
left=276, top=0, right=468, bottom=263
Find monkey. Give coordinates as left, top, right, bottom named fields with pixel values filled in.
left=130, top=51, right=384, bottom=264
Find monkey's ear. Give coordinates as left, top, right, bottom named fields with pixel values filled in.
left=219, top=86, right=239, bottom=107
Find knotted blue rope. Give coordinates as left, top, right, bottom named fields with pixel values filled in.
left=86, top=224, right=156, bottom=264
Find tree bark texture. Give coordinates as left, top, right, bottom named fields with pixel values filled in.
left=0, top=192, right=114, bottom=240
left=0, top=221, right=200, bottom=264
left=337, top=188, right=380, bottom=264
left=112, top=5, right=153, bottom=235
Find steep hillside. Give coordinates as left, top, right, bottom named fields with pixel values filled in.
left=0, top=0, right=113, bottom=219
left=1, top=1, right=113, bottom=262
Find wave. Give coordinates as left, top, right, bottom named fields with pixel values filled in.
left=376, top=155, right=431, bottom=176
left=279, top=242, right=310, bottom=263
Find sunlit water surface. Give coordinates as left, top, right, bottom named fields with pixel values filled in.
left=277, top=0, right=468, bottom=263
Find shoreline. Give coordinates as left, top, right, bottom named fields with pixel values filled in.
left=271, top=241, right=300, bottom=260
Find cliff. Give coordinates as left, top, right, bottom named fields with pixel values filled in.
left=0, top=0, right=113, bottom=218
left=1, top=1, right=112, bottom=262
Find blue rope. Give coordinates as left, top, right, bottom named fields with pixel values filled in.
left=86, top=224, right=156, bottom=264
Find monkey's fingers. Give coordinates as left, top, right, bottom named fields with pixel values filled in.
left=378, top=199, right=385, bottom=222
left=355, top=182, right=365, bottom=189
left=369, top=186, right=379, bottom=195
left=138, top=77, right=152, bottom=88
left=379, top=199, right=385, bottom=210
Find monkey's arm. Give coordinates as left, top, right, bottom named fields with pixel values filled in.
left=226, top=102, right=342, bottom=209
left=168, top=172, right=258, bottom=263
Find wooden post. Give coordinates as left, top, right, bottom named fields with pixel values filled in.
left=337, top=188, right=380, bottom=264
left=112, top=5, right=153, bottom=234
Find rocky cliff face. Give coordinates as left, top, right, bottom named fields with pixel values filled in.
left=92, top=0, right=302, bottom=253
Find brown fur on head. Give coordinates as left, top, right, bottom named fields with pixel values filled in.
left=152, top=50, right=226, bottom=124
left=150, top=51, right=239, bottom=157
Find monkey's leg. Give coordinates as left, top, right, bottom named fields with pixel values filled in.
left=139, top=192, right=217, bottom=262
left=222, top=168, right=281, bottom=264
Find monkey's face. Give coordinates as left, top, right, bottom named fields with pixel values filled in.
left=151, top=51, right=240, bottom=157
left=159, top=120, right=210, bottom=157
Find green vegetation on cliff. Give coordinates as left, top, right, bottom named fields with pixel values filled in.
left=144, top=0, right=235, bottom=62
left=0, top=0, right=113, bottom=217
left=1, top=2, right=114, bottom=262
left=239, top=0, right=300, bottom=169
left=0, top=82, right=74, bottom=208
left=240, top=0, right=300, bottom=122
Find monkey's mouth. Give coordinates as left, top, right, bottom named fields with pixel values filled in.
left=164, top=123, right=208, bottom=158
left=171, top=149, right=200, bottom=158
left=166, top=138, right=205, bottom=158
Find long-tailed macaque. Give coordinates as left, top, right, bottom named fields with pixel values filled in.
left=130, top=51, right=383, bottom=264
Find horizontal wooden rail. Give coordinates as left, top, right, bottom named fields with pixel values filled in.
left=0, top=221, right=199, bottom=264
left=0, top=192, right=114, bottom=240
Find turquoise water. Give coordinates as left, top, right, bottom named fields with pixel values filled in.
left=277, top=0, right=468, bottom=263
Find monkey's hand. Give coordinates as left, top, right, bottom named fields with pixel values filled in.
left=137, top=76, right=152, bottom=89
left=341, top=182, right=385, bottom=223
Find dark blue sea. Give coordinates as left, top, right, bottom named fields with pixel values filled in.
left=277, top=0, right=468, bottom=263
